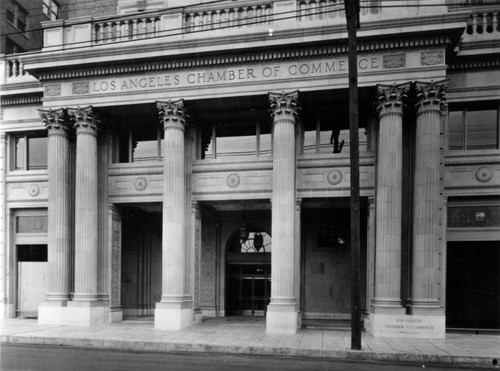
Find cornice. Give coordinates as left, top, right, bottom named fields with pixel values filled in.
left=34, top=36, right=453, bottom=82
left=22, top=13, right=466, bottom=81
left=298, top=155, right=375, bottom=168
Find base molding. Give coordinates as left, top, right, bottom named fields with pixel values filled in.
left=154, top=302, right=193, bottom=330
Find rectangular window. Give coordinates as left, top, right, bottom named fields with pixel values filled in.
left=5, top=1, right=28, bottom=33
left=11, top=134, right=48, bottom=171
left=448, top=102, right=499, bottom=150
left=200, top=122, right=269, bottom=159
left=113, top=122, right=162, bottom=163
left=43, top=0, right=59, bottom=20
left=301, top=115, right=367, bottom=155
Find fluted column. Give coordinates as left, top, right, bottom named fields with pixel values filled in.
left=409, top=80, right=447, bottom=315
left=155, top=99, right=192, bottom=330
left=372, top=83, right=409, bottom=313
left=266, top=90, right=300, bottom=334
left=69, top=106, right=100, bottom=301
left=41, top=109, right=72, bottom=303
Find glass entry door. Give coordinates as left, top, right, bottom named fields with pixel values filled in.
left=227, top=264, right=271, bottom=316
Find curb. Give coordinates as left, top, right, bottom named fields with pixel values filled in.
left=2, top=335, right=498, bottom=369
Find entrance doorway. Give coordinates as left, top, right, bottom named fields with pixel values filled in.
left=226, top=230, right=272, bottom=316
left=121, top=206, right=162, bottom=318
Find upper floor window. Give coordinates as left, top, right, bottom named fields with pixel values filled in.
left=43, top=0, right=59, bottom=20
left=6, top=0, right=28, bottom=32
left=11, top=133, right=48, bottom=171
left=113, top=121, right=163, bottom=163
left=448, top=102, right=500, bottom=150
left=200, top=121, right=271, bottom=159
left=5, top=37, right=25, bottom=54
left=302, top=116, right=368, bottom=155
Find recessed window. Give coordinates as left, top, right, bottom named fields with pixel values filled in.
left=113, top=121, right=163, bottom=163
left=302, top=116, right=367, bottom=154
left=43, top=0, right=59, bottom=21
left=11, top=133, right=48, bottom=171
left=201, top=121, right=271, bottom=159
left=449, top=102, right=499, bottom=150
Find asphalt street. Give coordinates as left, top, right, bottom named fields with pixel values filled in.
left=0, top=344, right=484, bottom=371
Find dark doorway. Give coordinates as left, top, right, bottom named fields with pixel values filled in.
left=226, top=230, right=271, bottom=316
left=121, top=206, right=162, bottom=317
left=446, top=241, right=500, bottom=329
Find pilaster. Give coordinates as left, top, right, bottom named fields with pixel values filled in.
left=408, top=80, right=447, bottom=319
left=155, top=99, right=193, bottom=330
left=266, top=90, right=300, bottom=334
left=191, top=201, right=202, bottom=325
left=38, top=109, right=73, bottom=324
left=109, top=204, right=122, bottom=322
left=0, top=133, right=6, bottom=319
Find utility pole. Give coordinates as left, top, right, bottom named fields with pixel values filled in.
left=345, top=0, right=361, bottom=350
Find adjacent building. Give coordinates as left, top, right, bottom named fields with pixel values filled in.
left=1, top=0, right=499, bottom=338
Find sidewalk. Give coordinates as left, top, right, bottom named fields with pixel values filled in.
left=1, top=317, right=499, bottom=369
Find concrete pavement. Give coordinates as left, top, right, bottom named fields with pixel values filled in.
left=1, top=317, right=499, bottom=369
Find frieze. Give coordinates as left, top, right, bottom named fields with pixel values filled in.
left=382, top=53, right=405, bottom=69
left=45, top=84, right=61, bottom=97
left=421, top=51, right=444, bottom=66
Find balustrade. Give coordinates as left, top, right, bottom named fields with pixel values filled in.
left=465, top=11, right=499, bottom=37
left=184, top=3, right=273, bottom=33
left=297, top=0, right=380, bottom=22
left=93, top=15, right=161, bottom=44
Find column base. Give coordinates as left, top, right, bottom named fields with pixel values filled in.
left=38, top=301, right=69, bottom=325
left=266, top=303, right=299, bottom=334
left=154, top=301, right=193, bottom=330
left=109, top=306, right=123, bottom=323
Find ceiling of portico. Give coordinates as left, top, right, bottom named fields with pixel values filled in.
left=99, top=87, right=376, bottom=129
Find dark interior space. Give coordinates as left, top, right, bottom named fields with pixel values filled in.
left=446, top=241, right=500, bottom=329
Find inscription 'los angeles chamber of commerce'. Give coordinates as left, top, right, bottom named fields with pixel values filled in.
left=90, top=56, right=382, bottom=93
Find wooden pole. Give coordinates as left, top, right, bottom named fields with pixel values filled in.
left=345, top=0, right=362, bottom=351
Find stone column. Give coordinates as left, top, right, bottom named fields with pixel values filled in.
left=294, top=198, right=302, bottom=319
left=0, top=133, right=6, bottom=319
left=266, top=90, right=300, bottom=334
left=372, top=83, right=408, bottom=313
left=38, top=109, right=72, bottom=324
left=155, top=99, right=192, bottom=330
left=67, top=106, right=107, bottom=325
left=409, top=81, right=447, bottom=323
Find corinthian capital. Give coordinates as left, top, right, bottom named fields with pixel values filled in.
left=67, top=106, right=99, bottom=135
left=414, top=80, right=448, bottom=115
left=157, top=99, right=188, bottom=131
left=268, top=90, right=300, bottom=122
left=40, top=108, right=71, bottom=136
left=376, top=83, right=410, bottom=118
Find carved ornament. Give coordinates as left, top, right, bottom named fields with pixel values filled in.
left=67, top=106, right=99, bottom=135
left=40, top=108, right=71, bottom=136
left=376, top=83, right=410, bottom=118
left=157, top=99, right=188, bottom=131
left=414, top=80, right=448, bottom=115
left=269, top=90, right=300, bottom=122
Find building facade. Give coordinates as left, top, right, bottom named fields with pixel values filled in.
left=1, top=0, right=499, bottom=338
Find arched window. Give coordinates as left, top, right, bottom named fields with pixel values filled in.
left=227, top=230, right=272, bottom=253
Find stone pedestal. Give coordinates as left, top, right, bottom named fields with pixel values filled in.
left=38, top=109, right=72, bottom=324
left=67, top=106, right=107, bottom=325
left=369, top=84, right=408, bottom=335
left=266, top=91, right=300, bottom=334
left=155, top=99, right=192, bottom=330
left=408, top=81, right=447, bottom=332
